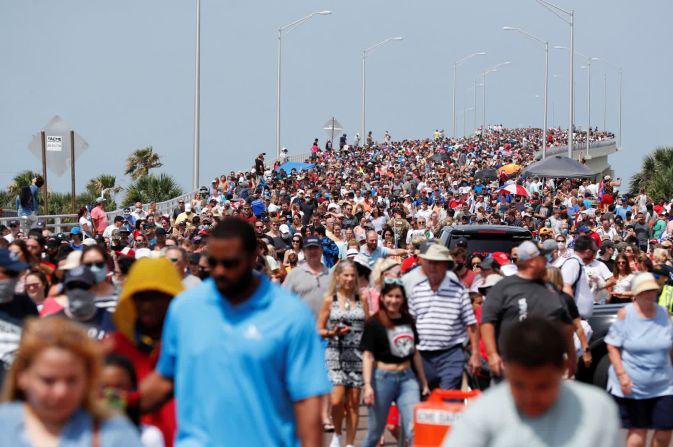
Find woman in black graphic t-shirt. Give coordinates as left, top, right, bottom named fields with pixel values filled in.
left=360, top=281, right=430, bottom=447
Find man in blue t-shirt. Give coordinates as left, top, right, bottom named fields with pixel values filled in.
left=140, top=217, right=331, bottom=446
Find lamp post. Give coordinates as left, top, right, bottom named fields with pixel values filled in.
left=536, top=0, right=574, bottom=158
left=361, top=37, right=404, bottom=143
left=276, top=11, right=332, bottom=159
left=192, top=0, right=201, bottom=191
left=556, top=46, right=598, bottom=160
left=503, top=27, right=549, bottom=158
left=481, top=61, right=510, bottom=132
left=462, top=107, right=474, bottom=137
left=597, top=59, right=623, bottom=149
left=452, top=51, right=486, bottom=138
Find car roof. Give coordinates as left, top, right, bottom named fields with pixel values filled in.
left=445, top=224, right=532, bottom=235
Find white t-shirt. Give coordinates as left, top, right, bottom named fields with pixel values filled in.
left=584, top=259, right=614, bottom=304
left=560, top=256, right=594, bottom=319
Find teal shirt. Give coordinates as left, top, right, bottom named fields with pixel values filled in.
left=443, top=381, right=621, bottom=447
left=0, top=402, right=142, bottom=447
left=157, top=275, right=332, bottom=446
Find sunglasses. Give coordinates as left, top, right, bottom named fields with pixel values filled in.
left=83, top=261, right=106, bottom=269
left=135, top=239, right=144, bottom=243
left=383, top=277, right=403, bottom=286
left=208, top=256, right=244, bottom=269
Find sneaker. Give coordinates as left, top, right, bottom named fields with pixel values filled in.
left=329, top=434, right=342, bottom=447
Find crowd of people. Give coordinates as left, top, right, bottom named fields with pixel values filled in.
left=1, top=126, right=673, bottom=446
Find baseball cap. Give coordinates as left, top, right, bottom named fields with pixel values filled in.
left=576, top=225, right=590, bottom=234
left=184, top=204, right=192, bottom=212
left=0, top=248, right=28, bottom=273
left=155, top=228, right=168, bottom=236
left=8, top=219, right=19, bottom=227
left=346, top=248, right=359, bottom=258
left=539, top=227, right=553, bottom=236
left=95, top=197, right=106, bottom=204
left=661, top=240, right=673, bottom=249
left=279, top=224, right=290, bottom=236
left=418, top=244, right=453, bottom=262
left=82, top=238, right=97, bottom=247
left=46, top=237, right=60, bottom=248
left=517, top=240, right=550, bottom=262
left=70, top=227, right=82, bottom=235
left=303, top=236, right=321, bottom=248
left=631, top=272, right=660, bottom=296
left=120, top=224, right=132, bottom=233
left=541, top=239, right=559, bottom=252
left=491, top=252, right=510, bottom=266
left=65, top=266, right=96, bottom=288
left=123, top=207, right=131, bottom=214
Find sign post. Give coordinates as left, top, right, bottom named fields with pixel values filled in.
left=40, top=131, right=48, bottom=215
left=70, top=130, right=76, bottom=213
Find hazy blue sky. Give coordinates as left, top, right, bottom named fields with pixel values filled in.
left=1, top=0, right=671, bottom=195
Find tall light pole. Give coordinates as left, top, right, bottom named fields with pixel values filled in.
left=481, top=61, right=510, bottom=132
left=555, top=46, right=599, bottom=159
left=462, top=107, right=474, bottom=137
left=503, top=27, right=549, bottom=158
left=192, top=0, right=201, bottom=191
left=597, top=59, right=623, bottom=149
left=452, top=51, right=486, bottom=138
left=362, top=37, right=404, bottom=143
left=536, top=0, right=574, bottom=158
left=276, top=11, right=332, bottom=159
left=603, top=73, right=607, bottom=131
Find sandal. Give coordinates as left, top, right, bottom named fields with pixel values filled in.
left=323, top=422, right=335, bottom=432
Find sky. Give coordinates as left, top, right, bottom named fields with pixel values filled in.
left=1, top=0, right=672, bottom=196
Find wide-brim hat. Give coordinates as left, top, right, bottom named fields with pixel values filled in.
left=419, top=244, right=453, bottom=262
left=632, top=273, right=661, bottom=296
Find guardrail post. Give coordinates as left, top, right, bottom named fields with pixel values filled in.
left=55, top=217, right=61, bottom=234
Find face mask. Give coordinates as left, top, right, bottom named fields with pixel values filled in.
left=67, top=289, right=97, bottom=319
left=0, top=278, right=17, bottom=304
left=557, top=242, right=566, bottom=250
left=89, top=265, right=107, bottom=284
left=198, top=269, right=210, bottom=280
left=562, top=229, right=569, bottom=235
left=545, top=221, right=551, bottom=227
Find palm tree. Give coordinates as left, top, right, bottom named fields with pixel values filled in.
left=124, top=146, right=163, bottom=181
left=629, top=146, right=673, bottom=201
left=7, top=170, right=41, bottom=196
left=122, top=173, right=183, bottom=206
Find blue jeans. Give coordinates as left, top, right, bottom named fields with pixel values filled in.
left=420, top=345, right=465, bottom=390
left=362, top=368, right=420, bottom=447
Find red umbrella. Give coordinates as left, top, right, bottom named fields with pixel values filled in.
left=499, top=184, right=529, bottom=197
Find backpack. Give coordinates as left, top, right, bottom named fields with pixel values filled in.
left=18, top=186, right=34, bottom=210
left=560, top=257, right=584, bottom=294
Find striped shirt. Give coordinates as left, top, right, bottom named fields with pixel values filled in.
left=407, top=275, right=476, bottom=351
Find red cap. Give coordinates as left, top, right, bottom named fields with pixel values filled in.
left=492, top=252, right=510, bottom=266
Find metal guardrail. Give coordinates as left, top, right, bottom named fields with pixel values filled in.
left=1, top=151, right=317, bottom=233
left=537, top=139, right=617, bottom=159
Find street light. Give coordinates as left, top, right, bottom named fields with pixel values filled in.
left=596, top=59, right=623, bottom=149
left=452, top=51, right=486, bottom=138
left=536, top=0, right=574, bottom=158
left=362, top=37, right=404, bottom=144
left=556, top=46, right=599, bottom=159
left=276, top=11, right=332, bottom=159
left=503, top=26, right=549, bottom=158
left=481, top=61, right=510, bottom=132
left=192, top=0, right=201, bottom=190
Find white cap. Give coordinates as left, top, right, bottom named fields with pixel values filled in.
left=185, top=203, right=192, bottom=212
left=279, top=224, right=290, bottom=235
left=135, top=248, right=152, bottom=259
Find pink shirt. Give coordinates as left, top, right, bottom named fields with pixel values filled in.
left=90, top=206, right=108, bottom=234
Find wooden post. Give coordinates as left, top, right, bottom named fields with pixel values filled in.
left=70, top=130, right=76, bottom=213
left=40, top=131, right=48, bottom=215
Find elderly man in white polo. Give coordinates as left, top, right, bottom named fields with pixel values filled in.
left=405, top=242, right=481, bottom=390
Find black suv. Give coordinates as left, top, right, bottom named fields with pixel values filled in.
left=576, top=303, right=626, bottom=388
left=439, top=224, right=533, bottom=258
